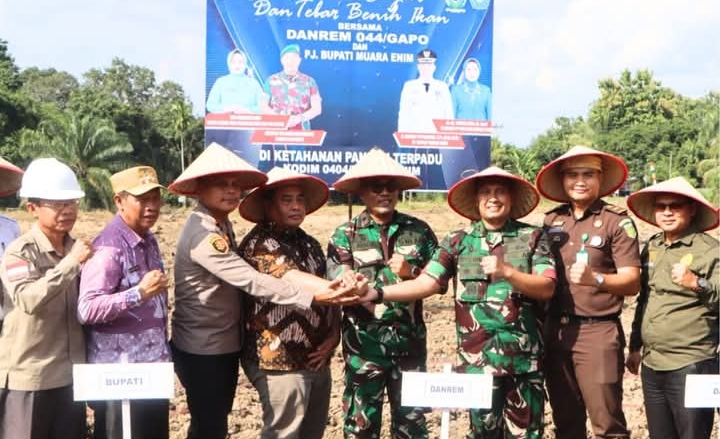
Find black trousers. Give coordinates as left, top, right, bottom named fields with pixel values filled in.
left=91, top=399, right=168, bottom=439
left=641, top=358, right=718, bottom=439
left=0, top=385, right=85, bottom=439
left=171, top=344, right=240, bottom=439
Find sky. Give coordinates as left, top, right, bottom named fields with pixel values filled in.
left=1, top=0, right=718, bottom=148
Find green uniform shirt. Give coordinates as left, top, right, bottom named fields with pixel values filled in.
left=629, top=227, right=719, bottom=370
left=424, top=220, right=556, bottom=376
left=327, top=210, right=438, bottom=359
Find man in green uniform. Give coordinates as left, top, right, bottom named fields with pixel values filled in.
left=327, top=147, right=438, bottom=439
left=625, top=177, right=719, bottom=439
left=368, top=166, right=556, bottom=439
left=535, top=145, right=641, bottom=439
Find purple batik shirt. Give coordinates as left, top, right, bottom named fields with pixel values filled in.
left=78, top=215, right=170, bottom=364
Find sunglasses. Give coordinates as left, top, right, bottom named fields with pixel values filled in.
left=368, top=182, right=399, bottom=194
left=654, top=201, right=688, bottom=212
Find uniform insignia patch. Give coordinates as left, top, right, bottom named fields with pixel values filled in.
left=6, top=260, right=30, bottom=281
left=552, top=220, right=564, bottom=227
left=680, top=254, right=693, bottom=266
left=618, top=218, right=637, bottom=239
left=589, top=236, right=603, bottom=247
left=209, top=235, right=229, bottom=254
left=593, top=220, right=603, bottom=228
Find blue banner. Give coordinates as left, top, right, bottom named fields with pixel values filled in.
left=205, top=0, right=493, bottom=190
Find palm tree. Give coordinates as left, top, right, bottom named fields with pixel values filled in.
left=20, top=112, right=133, bottom=208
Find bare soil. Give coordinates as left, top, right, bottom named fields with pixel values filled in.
left=5, top=197, right=718, bottom=439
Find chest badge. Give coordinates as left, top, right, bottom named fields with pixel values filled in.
left=593, top=219, right=603, bottom=228
left=680, top=254, right=693, bottom=266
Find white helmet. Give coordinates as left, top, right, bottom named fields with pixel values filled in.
left=19, top=158, right=85, bottom=200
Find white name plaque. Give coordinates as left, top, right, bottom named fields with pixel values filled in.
left=685, top=374, right=720, bottom=408
left=402, top=371, right=493, bottom=409
left=73, top=362, right=174, bottom=401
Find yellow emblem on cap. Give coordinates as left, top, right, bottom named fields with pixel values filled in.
left=209, top=235, right=229, bottom=253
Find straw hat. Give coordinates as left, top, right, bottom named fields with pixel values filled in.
left=448, top=166, right=539, bottom=220
left=168, top=143, right=267, bottom=196
left=332, top=147, right=421, bottom=194
left=0, top=157, right=23, bottom=197
left=239, top=167, right=329, bottom=223
left=535, top=145, right=628, bottom=203
left=627, top=177, right=719, bottom=231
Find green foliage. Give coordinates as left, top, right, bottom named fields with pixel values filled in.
left=20, top=67, right=79, bottom=109
left=20, top=112, right=133, bottom=208
left=0, top=39, right=21, bottom=91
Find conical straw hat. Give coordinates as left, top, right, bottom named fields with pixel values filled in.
left=627, top=177, right=719, bottom=231
left=535, top=145, right=628, bottom=202
left=0, top=157, right=23, bottom=197
left=448, top=166, right=539, bottom=220
left=168, top=143, right=267, bottom=196
left=239, top=167, right=329, bottom=223
left=332, top=147, right=421, bottom=194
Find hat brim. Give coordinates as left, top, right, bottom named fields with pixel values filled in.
left=123, top=183, right=165, bottom=196
left=536, top=151, right=628, bottom=202
left=169, top=171, right=267, bottom=196
left=239, top=176, right=329, bottom=223
left=0, top=160, right=24, bottom=197
left=448, top=173, right=539, bottom=220
left=332, top=175, right=421, bottom=194
left=627, top=185, right=719, bottom=232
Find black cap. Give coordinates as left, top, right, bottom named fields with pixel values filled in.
left=416, top=49, right=437, bottom=64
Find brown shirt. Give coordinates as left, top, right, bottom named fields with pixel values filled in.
left=0, top=225, right=85, bottom=391
left=544, top=199, right=641, bottom=316
left=171, top=205, right=313, bottom=355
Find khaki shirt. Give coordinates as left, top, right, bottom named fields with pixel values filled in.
left=630, top=229, right=719, bottom=370
left=0, top=224, right=85, bottom=391
left=171, top=205, right=313, bottom=355
left=544, top=199, right=641, bottom=316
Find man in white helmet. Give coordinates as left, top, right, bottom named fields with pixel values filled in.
left=0, top=158, right=93, bottom=439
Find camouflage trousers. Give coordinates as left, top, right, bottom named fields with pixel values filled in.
left=342, top=353, right=428, bottom=439
left=467, top=371, right=544, bottom=439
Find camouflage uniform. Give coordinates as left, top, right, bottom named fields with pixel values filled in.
left=327, top=210, right=438, bottom=439
left=423, top=219, right=556, bottom=439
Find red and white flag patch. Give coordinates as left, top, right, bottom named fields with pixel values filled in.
left=6, top=260, right=30, bottom=282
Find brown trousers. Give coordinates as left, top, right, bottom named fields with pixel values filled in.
left=544, top=320, right=629, bottom=439
left=0, top=385, right=86, bottom=439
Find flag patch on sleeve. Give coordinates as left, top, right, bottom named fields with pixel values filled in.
left=6, top=260, right=30, bottom=281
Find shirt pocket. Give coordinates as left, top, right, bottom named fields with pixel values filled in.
left=457, top=255, right=488, bottom=302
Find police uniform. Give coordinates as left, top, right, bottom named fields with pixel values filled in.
left=397, top=49, right=453, bottom=133
left=171, top=204, right=313, bottom=439
left=0, top=225, right=86, bottom=439
left=327, top=210, right=438, bottom=439
left=543, top=199, right=641, bottom=439
left=0, top=214, right=20, bottom=321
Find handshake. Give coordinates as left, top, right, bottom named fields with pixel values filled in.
left=312, top=271, right=378, bottom=306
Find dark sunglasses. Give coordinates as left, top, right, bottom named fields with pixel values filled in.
left=654, top=201, right=688, bottom=211
left=368, top=182, right=399, bottom=194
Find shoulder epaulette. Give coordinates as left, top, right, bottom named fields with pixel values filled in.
left=604, top=204, right=628, bottom=215
left=544, top=203, right=569, bottom=215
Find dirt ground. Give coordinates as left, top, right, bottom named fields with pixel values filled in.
left=5, top=197, right=718, bottom=439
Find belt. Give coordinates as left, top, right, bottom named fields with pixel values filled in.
left=558, top=313, right=619, bottom=325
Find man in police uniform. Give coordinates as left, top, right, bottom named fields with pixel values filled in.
left=366, top=166, right=557, bottom=439
left=0, top=157, right=23, bottom=327
left=535, top=145, right=641, bottom=439
left=626, top=177, right=719, bottom=439
left=169, top=143, right=362, bottom=439
left=327, top=147, right=438, bottom=439
left=397, top=48, right=453, bottom=133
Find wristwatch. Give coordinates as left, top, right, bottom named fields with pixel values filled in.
left=372, top=286, right=385, bottom=304
left=594, top=273, right=605, bottom=288
left=694, top=277, right=710, bottom=293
